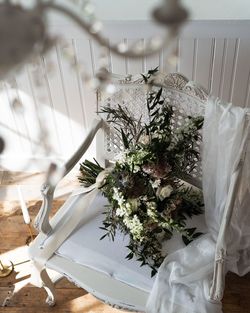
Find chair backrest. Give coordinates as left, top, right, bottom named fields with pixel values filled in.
left=96, top=72, right=209, bottom=188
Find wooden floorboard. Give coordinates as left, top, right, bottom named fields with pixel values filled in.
left=0, top=196, right=250, bottom=312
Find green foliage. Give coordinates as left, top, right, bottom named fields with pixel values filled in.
left=78, top=158, right=103, bottom=187
left=79, top=68, right=204, bottom=277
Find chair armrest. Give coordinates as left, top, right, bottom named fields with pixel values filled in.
left=34, top=118, right=104, bottom=235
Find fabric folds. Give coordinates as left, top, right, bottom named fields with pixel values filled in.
left=146, top=97, right=250, bottom=313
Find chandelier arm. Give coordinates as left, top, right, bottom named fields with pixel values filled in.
left=40, top=2, right=179, bottom=59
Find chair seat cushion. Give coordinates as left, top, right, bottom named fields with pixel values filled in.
left=56, top=193, right=207, bottom=292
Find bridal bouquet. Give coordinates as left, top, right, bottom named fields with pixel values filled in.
left=79, top=69, right=204, bottom=276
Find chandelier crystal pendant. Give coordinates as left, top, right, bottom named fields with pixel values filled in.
left=0, top=1, right=53, bottom=79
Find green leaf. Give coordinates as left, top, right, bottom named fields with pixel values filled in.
left=148, top=66, right=159, bottom=75
left=193, top=232, right=203, bottom=239
left=150, top=88, right=163, bottom=110
left=182, top=235, right=192, bottom=246
left=99, top=227, right=108, bottom=231
left=126, top=252, right=134, bottom=260
left=100, top=234, right=108, bottom=240
left=121, top=128, right=129, bottom=149
left=141, top=74, right=148, bottom=83
left=186, top=227, right=196, bottom=236
left=151, top=268, right=157, bottom=277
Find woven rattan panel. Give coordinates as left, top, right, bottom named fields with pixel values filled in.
left=97, top=73, right=208, bottom=185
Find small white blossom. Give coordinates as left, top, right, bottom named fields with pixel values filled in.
left=133, top=165, right=140, bottom=173
left=139, top=134, right=150, bottom=145
left=156, top=185, right=173, bottom=200
left=116, top=206, right=126, bottom=217
left=116, top=202, right=132, bottom=217
left=115, top=150, right=128, bottom=165
left=112, top=187, right=125, bottom=205
left=146, top=201, right=156, bottom=210
left=151, top=179, right=161, bottom=189
left=129, top=198, right=139, bottom=211
left=123, top=215, right=144, bottom=241
left=146, top=202, right=157, bottom=221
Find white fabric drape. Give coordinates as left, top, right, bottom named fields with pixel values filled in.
left=146, top=97, right=250, bottom=313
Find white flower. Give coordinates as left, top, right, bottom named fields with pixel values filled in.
left=146, top=202, right=157, bottom=221
left=112, top=187, right=125, bottom=206
left=146, top=201, right=156, bottom=210
left=156, top=185, right=173, bottom=200
left=151, top=179, right=161, bottom=189
left=115, top=150, right=128, bottom=164
left=123, top=215, right=144, bottom=241
left=139, top=134, right=150, bottom=145
left=141, top=195, right=148, bottom=201
left=129, top=198, right=139, bottom=211
left=133, top=165, right=140, bottom=173
left=116, top=206, right=126, bottom=217
left=116, top=202, right=132, bottom=217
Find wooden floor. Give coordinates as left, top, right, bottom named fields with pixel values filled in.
left=0, top=200, right=130, bottom=313
left=0, top=172, right=250, bottom=312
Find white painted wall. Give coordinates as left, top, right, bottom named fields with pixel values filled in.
left=1, top=1, right=250, bottom=172
left=1, top=19, right=250, bottom=171
left=182, top=0, right=250, bottom=20
left=92, top=0, right=250, bottom=21
left=14, top=0, right=250, bottom=21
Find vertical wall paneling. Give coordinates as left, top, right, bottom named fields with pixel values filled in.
left=209, top=39, right=225, bottom=97
left=229, top=38, right=240, bottom=104
left=208, top=38, right=216, bottom=94
left=44, top=46, right=75, bottom=156
left=160, top=38, right=179, bottom=74
left=245, top=71, right=250, bottom=108
left=176, top=39, right=181, bottom=73
left=109, top=38, right=127, bottom=75
left=0, top=82, right=23, bottom=154
left=88, top=39, right=96, bottom=76
left=4, top=82, right=26, bottom=152
left=75, top=38, right=97, bottom=125
left=159, top=48, right=164, bottom=72
left=14, top=71, right=38, bottom=155
left=1, top=20, right=250, bottom=170
left=232, top=39, right=250, bottom=107
left=40, top=55, right=62, bottom=155
left=72, top=39, right=88, bottom=129
left=89, top=39, right=105, bottom=75
left=107, top=39, right=113, bottom=73
left=31, top=56, right=60, bottom=156
left=218, top=39, right=227, bottom=100
left=195, top=39, right=213, bottom=90
left=8, top=78, right=33, bottom=156
left=220, top=39, right=238, bottom=103
left=142, top=39, right=147, bottom=73
left=126, top=39, right=144, bottom=74
left=124, top=38, right=129, bottom=75
left=56, top=40, right=86, bottom=150
left=145, top=52, right=161, bottom=73
left=178, top=38, right=196, bottom=79
left=192, top=38, right=198, bottom=81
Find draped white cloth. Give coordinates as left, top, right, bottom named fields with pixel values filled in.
left=146, top=97, right=250, bottom=313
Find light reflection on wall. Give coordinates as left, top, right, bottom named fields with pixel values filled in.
left=0, top=86, right=94, bottom=171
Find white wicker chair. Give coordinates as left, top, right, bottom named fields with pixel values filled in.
left=29, top=72, right=209, bottom=311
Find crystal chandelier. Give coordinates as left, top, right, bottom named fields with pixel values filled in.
left=0, top=0, right=188, bottom=78
left=0, top=0, right=188, bottom=156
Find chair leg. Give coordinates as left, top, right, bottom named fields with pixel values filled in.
left=40, top=269, right=56, bottom=306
